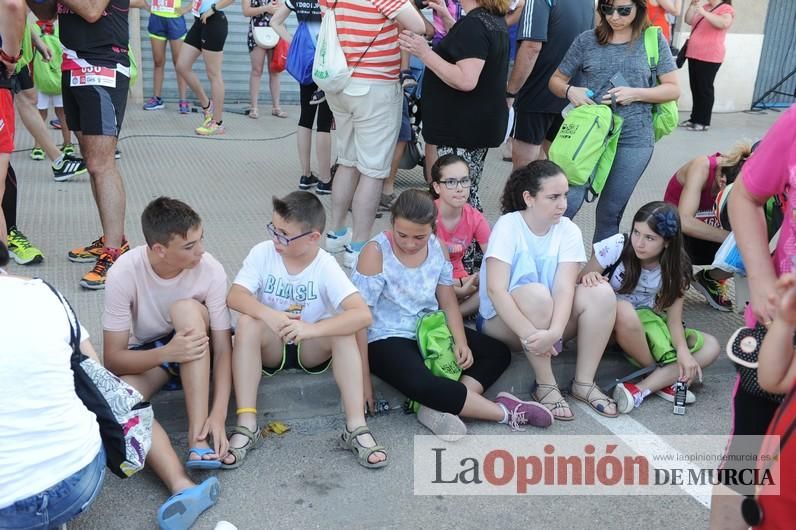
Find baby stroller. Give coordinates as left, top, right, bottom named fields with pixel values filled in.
left=398, top=61, right=426, bottom=171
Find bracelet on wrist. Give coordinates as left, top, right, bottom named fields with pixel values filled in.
left=565, top=84, right=572, bottom=99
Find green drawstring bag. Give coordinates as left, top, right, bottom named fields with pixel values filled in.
left=32, top=27, right=62, bottom=96
left=128, top=49, right=138, bottom=87
left=407, top=310, right=462, bottom=413
left=643, top=27, right=678, bottom=142
left=634, top=307, right=704, bottom=366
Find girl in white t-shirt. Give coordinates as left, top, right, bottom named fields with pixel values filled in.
left=578, top=201, right=720, bottom=414
left=478, top=160, right=619, bottom=421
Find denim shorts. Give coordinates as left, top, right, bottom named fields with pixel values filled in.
left=0, top=447, right=105, bottom=529
left=131, top=331, right=182, bottom=390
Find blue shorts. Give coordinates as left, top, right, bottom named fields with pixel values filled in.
left=398, top=96, right=412, bottom=143
left=148, top=14, right=188, bottom=41
left=132, top=331, right=182, bottom=390
left=0, top=448, right=105, bottom=529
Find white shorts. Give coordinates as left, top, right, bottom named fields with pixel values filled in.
left=37, top=92, right=64, bottom=111
left=325, top=80, right=402, bottom=179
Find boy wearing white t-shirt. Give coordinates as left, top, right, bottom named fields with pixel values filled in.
left=227, top=191, right=387, bottom=469
left=103, top=197, right=234, bottom=484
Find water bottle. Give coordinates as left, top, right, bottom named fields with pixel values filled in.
left=561, top=89, right=594, bottom=118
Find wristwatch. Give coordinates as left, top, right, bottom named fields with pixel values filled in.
left=0, top=48, right=22, bottom=65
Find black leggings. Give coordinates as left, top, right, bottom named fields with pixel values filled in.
left=2, top=164, right=17, bottom=230
left=298, top=82, right=333, bottom=133
left=688, top=58, right=722, bottom=127
left=368, top=328, right=511, bottom=415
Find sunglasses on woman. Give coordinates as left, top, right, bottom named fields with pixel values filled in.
left=600, top=4, right=634, bottom=17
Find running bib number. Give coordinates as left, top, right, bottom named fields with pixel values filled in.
left=70, top=67, right=117, bottom=88
left=191, top=0, right=202, bottom=16
left=152, top=0, right=177, bottom=15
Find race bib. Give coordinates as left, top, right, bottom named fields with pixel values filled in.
left=70, top=67, right=117, bottom=88
left=152, top=0, right=177, bottom=15
left=696, top=210, right=721, bottom=228
left=191, top=0, right=202, bottom=16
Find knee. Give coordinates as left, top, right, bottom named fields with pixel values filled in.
left=511, top=283, right=553, bottom=315
left=85, top=156, right=115, bottom=178
left=697, top=333, right=721, bottom=367
left=169, top=299, right=207, bottom=325
left=234, top=314, right=261, bottom=337
left=153, top=56, right=166, bottom=68
left=250, top=64, right=264, bottom=78
left=577, top=282, right=616, bottom=312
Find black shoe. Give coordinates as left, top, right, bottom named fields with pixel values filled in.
left=309, top=90, right=326, bottom=106
left=52, top=155, right=88, bottom=182
left=316, top=178, right=333, bottom=195
left=299, top=173, right=319, bottom=190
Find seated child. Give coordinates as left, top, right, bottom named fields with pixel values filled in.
left=352, top=189, right=553, bottom=438
left=103, top=197, right=232, bottom=529
left=578, top=201, right=720, bottom=413
left=227, top=191, right=387, bottom=469
left=478, top=161, right=619, bottom=421
left=430, top=154, right=490, bottom=317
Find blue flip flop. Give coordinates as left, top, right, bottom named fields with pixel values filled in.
left=158, top=477, right=220, bottom=530
left=185, top=447, right=222, bottom=470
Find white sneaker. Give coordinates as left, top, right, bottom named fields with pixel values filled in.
left=325, top=228, right=351, bottom=253
left=655, top=384, right=696, bottom=404
left=342, top=244, right=360, bottom=269
left=417, top=405, right=467, bottom=442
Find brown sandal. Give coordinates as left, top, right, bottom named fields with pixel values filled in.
left=569, top=380, right=618, bottom=418
left=532, top=383, right=574, bottom=421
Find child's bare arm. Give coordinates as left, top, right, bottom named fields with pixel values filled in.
left=759, top=274, right=796, bottom=393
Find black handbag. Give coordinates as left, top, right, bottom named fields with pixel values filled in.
left=726, top=324, right=786, bottom=404
left=676, top=2, right=724, bottom=69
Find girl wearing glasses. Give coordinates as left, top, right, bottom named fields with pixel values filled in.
left=549, top=0, right=680, bottom=244
left=430, top=154, right=491, bottom=316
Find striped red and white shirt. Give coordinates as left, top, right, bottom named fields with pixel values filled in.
left=320, top=0, right=409, bottom=82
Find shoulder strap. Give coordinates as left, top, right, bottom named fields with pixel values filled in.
left=643, top=26, right=660, bottom=72
left=41, top=280, right=82, bottom=353
left=602, top=233, right=628, bottom=281
left=690, top=1, right=724, bottom=35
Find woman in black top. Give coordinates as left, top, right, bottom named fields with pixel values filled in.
left=399, top=0, right=509, bottom=271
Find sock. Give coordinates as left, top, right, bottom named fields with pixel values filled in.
left=333, top=227, right=349, bottom=237
left=52, top=154, right=64, bottom=167
left=103, top=246, right=123, bottom=260
left=497, top=402, right=509, bottom=424
left=350, top=241, right=365, bottom=252
left=2, top=165, right=17, bottom=229
left=634, top=388, right=652, bottom=408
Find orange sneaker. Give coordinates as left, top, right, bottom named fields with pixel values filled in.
left=79, top=249, right=125, bottom=290
left=68, top=236, right=129, bottom=263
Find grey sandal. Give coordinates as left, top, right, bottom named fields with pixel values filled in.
left=339, top=426, right=388, bottom=469
left=221, top=425, right=262, bottom=470
left=533, top=383, right=574, bottom=421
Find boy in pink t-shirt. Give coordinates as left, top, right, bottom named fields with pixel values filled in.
left=103, top=197, right=234, bottom=476
left=431, top=154, right=491, bottom=315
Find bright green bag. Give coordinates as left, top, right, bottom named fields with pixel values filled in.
left=15, top=23, right=34, bottom=73
left=549, top=104, right=622, bottom=203
left=643, top=27, right=678, bottom=142
left=407, top=310, right=462, bottom=413
left=635, top=307, right=704, bottom=366
left=32, top=27, right=62, bottom=96
left=128, top=49, right=139, bottom=87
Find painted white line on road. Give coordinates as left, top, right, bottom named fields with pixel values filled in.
left=571, top=401, right=712, bottom=508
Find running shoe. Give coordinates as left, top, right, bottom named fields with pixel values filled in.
left=342, top=243, right=360, bottom=269
left=60, top=143, right=75, bottom=156
left=201, top=101, right=215, bottom=127
left=315, top=176, right=333, bottom=195
left=49, top=118, right=61, bottom=129
left=308, top=90, right=326, bottom=106
left=30, top=147, right=45, bottom=160
left=196, top=121, right=225, bottom=136
left=52, top=155, right=88, bottom=182
left=494, top=392, right=554, bottom=430
left=613, top=382, right=645, bottom=414
left=143, top=96, right=165, bottom=111
left=299, top=173, right=319, bottom=190
left=179, top=100, right=190, bottom=114
left=325, top=228, right=351, bottom=254
left=79, top=250, right=120, bottom=290
left=693, top=269, right=733, bottom=312
left=68, top=236, right=129, bottom=263
left=6, top=228, right=44, bottom=265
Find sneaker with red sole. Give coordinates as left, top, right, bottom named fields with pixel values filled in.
left=494, top=392, right=554, bottom=430
left=655, top=384, right=696, bottom=404
left=613, top=382, right=645, bottom=414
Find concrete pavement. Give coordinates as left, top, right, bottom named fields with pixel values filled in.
left=5, top=104, right=785, bottom=529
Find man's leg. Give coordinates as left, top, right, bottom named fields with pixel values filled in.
left=511, top=138, right=543, bottom=169
left=169, top=299, right=215, bottom=461
left=79, top=133, right=125, bottom=249
left=351, top=175, right=383, bottom=243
